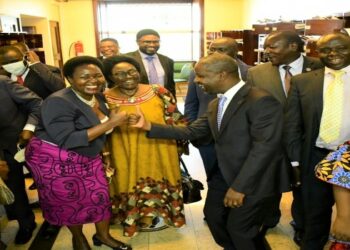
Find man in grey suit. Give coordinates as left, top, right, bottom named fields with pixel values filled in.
left=0, top=76, right=42, bottom=244
left=246, top=31, right=324, bottom=244
left=284, top=32, right=350, bottom=250
left=133, top=53, right=288, bottom=250
left=185, top=37, right=251, bottom=179
left=126, top=29, right=176, bottom=97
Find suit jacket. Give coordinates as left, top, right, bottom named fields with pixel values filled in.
left=284, top=68, right=327, bottom=173
left=35, top=88, right=109, bottom=157
left=22, top=63, right=65, bottom=99
left=126, top=51, right=176, bottom=97
left=149, top=84, right=289, bottom=197
left=185, top=59, right=251, bottom=122
left=246, top=56, right=323, bottom=106
left=0, top=76, right=42, bottom=154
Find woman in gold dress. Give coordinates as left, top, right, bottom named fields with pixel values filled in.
left=103, top=56, right=186, bottom=237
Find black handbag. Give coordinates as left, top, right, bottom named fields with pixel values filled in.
left=180, top=157, right=204, bottom=204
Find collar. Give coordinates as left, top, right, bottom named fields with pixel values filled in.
left=325, top=65, right=350, bottom=76
left=279, top=54, right=303, bottom=71
left=218, top=80, right=246, bottom=100
left=139, top=50, right=158, bottom=60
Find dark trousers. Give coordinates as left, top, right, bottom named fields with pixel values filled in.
left=197, top=143, right=218, bottom=181
left=3, top=150, right=35, bottom=229
left=204, top=171, right=272, bottom=250
left=291, top=186, right=304, bottom=231
left=301, top=148, right=334, bottom=250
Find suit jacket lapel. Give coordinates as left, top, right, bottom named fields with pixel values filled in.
left=218, top=84, right=250, bottom=134
left=157, top=54, right=168, bottom=85
left=312, top=69, right=325, bottom=123
left=133, top=51, right=149, bottom=84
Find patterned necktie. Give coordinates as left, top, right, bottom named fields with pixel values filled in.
left=146, top=56, right=159, bottom=84
left=217, top=95, right=227, bottom=130
left=319, top=70, right=346, bottom=143
left=17, top=75, right=24, bottom=85
left=283, top=65, right=292, bottom=96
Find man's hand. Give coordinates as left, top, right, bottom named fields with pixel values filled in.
left=0, top=161, right=9, bottom=180
left=224, top=187, right=245, bottom=208
left=18, top=130, right=34, bottom=147
left=291, top=166, right=302, bottom=188
left=131, top=106, right=151, bottom=130
left=25, top=51, right=41, bottom=64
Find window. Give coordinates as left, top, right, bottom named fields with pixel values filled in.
left=95, top=0, right=201, bottom=61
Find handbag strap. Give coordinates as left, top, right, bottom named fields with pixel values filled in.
left=179, top=157, right=191, bottom=176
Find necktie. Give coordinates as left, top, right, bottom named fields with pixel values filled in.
left=145, top=56, right=159, bottom=84
left=283, top=65, right=292, bottom=96
left=319, top=70, right=345, bottom=143
left=16, top=75, right=24, bottom=85
left=217, top=95, right=227, bottom=130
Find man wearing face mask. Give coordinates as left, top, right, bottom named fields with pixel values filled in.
left=126, top=29, right=176, bottom=97
left=0, top=45, right=65, bottom=99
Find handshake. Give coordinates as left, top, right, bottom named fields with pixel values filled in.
left=109, top=106, right=151, bottom=130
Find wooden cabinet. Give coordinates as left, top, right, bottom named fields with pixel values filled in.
left=0, top=33, right=45, bottom=63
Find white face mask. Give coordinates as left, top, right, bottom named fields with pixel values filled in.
left=2, top=60, right=27, bottom=76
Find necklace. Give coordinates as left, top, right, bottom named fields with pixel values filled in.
left=72, top=89, right=96, bottom=107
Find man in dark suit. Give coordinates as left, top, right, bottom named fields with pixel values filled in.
left=133, top=53, right=288, bottom=249
left=246, top=31, right=323, bottom=243
left=284, top=32, right=350, bottom=250
left=126, top=29, right=176, bottom=97
left=185, top=37, right=251, bottom=179
left=0, top=76, right=42, bottom=244
left=0, top=44, right=65, bottom=99
left=98, top=38, right=120, bottom=60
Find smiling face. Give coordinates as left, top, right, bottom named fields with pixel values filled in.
left=263, top=34, right=299, bottom=66
left=194, top=62, right=222, bottom=94
left=317, top=33, right=350, bottom=70
left=137, top=34, right=160, bottom=55
left=68, top=64, right=105, bottom=99
left=110, top=62, right=140, bottom=91
left=99, top=40, right=119, bottom=58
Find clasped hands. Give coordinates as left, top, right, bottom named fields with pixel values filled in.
left=109, top=106, right=150, bottom=130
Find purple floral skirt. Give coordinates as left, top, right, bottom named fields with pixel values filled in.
left=25, top=137, right=111, bottom=226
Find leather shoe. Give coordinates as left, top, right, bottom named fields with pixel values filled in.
left=293, top=229, right=303, bottom=246
left=15, top=222, right=37, bottom=244
left=92, top=234, right=132, bottom=250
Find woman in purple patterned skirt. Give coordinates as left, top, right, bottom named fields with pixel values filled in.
left=25, top=56, right=132, bottom=250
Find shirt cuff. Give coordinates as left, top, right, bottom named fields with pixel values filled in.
left=23, top=124, right=35, bottom=132
left=291, top=161, right=299, bottom=167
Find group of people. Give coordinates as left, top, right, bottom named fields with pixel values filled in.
left=0, top=26, right=349, bottom=250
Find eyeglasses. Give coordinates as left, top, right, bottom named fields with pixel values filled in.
left=139, top=40, right=160, bottom=45
left=113, top=69, right=139, bottom=78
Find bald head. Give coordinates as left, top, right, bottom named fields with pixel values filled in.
left=0, top=46, right=24, bottom=65
left=316, top=32, right=350, bottom=70
left=208, top=37, right=239, bottom=58
left=194, top=53, right=240, bottom=94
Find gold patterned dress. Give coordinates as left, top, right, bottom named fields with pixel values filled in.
left=105, top=84, right=185, bottom=237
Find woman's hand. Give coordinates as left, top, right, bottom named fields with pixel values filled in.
left=131, top=106, right=151, bottom=130
left=18, top=130, right=34, bottom=147
left=109, top=108, right=128, bottom=127
left=0, top=161, right=9, bottom=180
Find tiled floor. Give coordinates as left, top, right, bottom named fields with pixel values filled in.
left=0, top=96, right=301, bottom=250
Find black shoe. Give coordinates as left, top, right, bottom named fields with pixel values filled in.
left=29, top=201, right=40, bottom=209
left=293, top=230, right=303, bottom=246
left=0, top=240, right=6, bottom=250
left=92, top=234, right=132, bottom=250
left=40, top=221, right=60, bottom=240
left=28, top=182, right=37, bottom=190
left=15, top=222, right=37, bottom=244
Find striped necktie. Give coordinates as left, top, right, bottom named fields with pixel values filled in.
left=146, top=56, right=159, bottom=84
left=282, top=65, right=292, bottom=96
left=319, top=70, right=345, bottom=143
left=217, top=95, right=227, bottom=130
